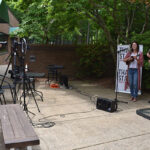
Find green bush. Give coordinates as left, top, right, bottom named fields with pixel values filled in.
left=75, top=44, right=114, bottom=78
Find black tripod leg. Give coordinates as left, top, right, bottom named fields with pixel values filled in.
left=15, top=89, right=19, bottom=102
left=32, top=79, right=44, bottom=101
left=13, top=83, right=18, bottom=104
left=2, top=93, right=6, bottom=104
left=17, top=83, right=22, bottom=93
left=0, top=57, right=12, bottom=87
left=0, top=96, right=3, bottom=105
left=33, top=90, right=44, bottom=101
left=19, top=94, right=23, bottom=104
left=10, top=88, right=16, bottom=104
left=27, top=82, right=40, bottom=112
left=20, top=83, right=28, bottom=104
left=24, top=103, right=35, bottom=116
left=21, top=82, right=35, bottom=116
left=30, top=89, right=40, bottom=112
left=23, top=100, right=35, bottom=116
left=48, top=72, right=50, bottom=83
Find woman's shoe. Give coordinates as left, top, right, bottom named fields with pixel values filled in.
left=130, top=97, right=134, bottom=101
left=133, top=98, right=137, bottom=102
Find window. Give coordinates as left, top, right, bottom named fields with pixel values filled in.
left=0, top=34, right=8, bottom=54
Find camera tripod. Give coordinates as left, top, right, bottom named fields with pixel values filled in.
left=19, top=73, right=40, bottom=114
left=18, top=38, right=40, bottom=114
left=2, top=39, right=40, bottom=114
left=0, top=47, right=21, bottom=104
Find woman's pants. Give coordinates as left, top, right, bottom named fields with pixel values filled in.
left=128, top=68, right=138, bottom=98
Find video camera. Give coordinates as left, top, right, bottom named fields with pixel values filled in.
left=12, top=39, right=21, bottom=49
left=12, top=38, right=28, bottom=53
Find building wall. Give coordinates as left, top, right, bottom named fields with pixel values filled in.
left=0, top=44, right=114, bottom=78
left=0, top=9, right=19, bottom=67
left=8, top=9, right=19, bottom=27
left=0, top=53, right=9, bottom=65
left=25, top=45, right=78, bottom=78
left=0, top=10, right=19, bottom=35
left=0, top=23, right=9, bottom=34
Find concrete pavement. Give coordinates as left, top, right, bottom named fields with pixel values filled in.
left=1, top=80, right=150, bottom=150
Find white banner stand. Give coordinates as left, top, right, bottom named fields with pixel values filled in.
left=115, top=44, right=143, bottom=95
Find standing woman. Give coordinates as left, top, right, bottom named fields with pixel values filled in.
left=123, top=42, right=143, bottom=102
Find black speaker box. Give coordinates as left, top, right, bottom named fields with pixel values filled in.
left=96, top=97, right=117, bottom=112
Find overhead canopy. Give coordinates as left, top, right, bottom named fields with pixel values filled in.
left=9, top=27, right=19, bottom=34
left=0, top=0, right=9, bottom=23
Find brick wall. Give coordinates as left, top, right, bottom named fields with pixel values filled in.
left=0, top=53, right=9, bottom=65
left=25, top=45, right=78, bottom=77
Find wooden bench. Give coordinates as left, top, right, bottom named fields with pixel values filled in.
left=0, top=104, right=40, bottom=150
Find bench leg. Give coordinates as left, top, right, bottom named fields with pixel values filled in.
left=10, top=147, right=32, bottom=150
left=27, top=146, right=32, bottom=150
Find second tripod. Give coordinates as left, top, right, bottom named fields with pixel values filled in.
left=15, top=38, right=40, bottom=114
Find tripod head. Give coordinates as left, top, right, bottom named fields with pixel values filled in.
left=12, top=40, right=21, bottom=49
left=8, top=38, right=29, bottom=82
left=12, top=38, right=28, bottom=54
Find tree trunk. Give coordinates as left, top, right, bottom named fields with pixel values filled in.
left=87, top=21, right=90, bottom=45
left=86, top=12, right=116, bottom=62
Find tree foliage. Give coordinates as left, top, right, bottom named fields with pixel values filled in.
left=5, top=0, right=150, bottom=88
left=6, top=0, right=150, bottom=48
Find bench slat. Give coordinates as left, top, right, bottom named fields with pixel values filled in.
left=6, top=105, right=26, bottom=138
left=14, top=105, right=37, bottom=137
left=5, top=136, right=39, bottom=148
left=0, top=106, right=15, bottom=140
left=0, top=104, right=40, bottom=149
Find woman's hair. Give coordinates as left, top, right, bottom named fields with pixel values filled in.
left=130, top=41, right=139, bottom=52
